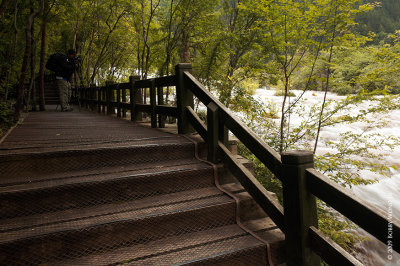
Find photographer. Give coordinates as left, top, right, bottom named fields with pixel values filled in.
left=47, top=49, right=79, bottom=112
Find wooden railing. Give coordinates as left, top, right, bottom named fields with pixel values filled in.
left=79, top=63, right=400, bottom=266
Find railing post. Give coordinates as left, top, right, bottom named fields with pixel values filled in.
left=129, top=76, right=141, bottom=122
left=157, top=86, right=165, bottom=128
left=175, top=63, right=194, bottom=134
left=96, top=86, right=101, bottom=113
left=106, top=81, right=115, bottom=115
left=90, top=84, right=95, bottom=111
left=102, top=86, right=106, bottom=114
left=85, top=87, right=89, bottom=109
left=122, top=85, right=127, bottom=118
left=150, top=79, right=157, bottom=128
left=207, top=102, right=219, bottom=163
left=281, top=151, right=320, bottom=266
left=219, top=124, right=229, bottom=147
left=117, top=84, right=121, bottom=118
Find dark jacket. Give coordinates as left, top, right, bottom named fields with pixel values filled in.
left=55, top=54, right=76, bottom=80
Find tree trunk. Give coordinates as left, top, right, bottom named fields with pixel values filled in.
left=26, top=6, right=37, bottom=112
left=14, top=0, right=43, bottom=122
left=38, top=0, right=49, bottom=111
left=4, top=0, right=18, bottom=101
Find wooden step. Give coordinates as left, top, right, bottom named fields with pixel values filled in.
left=59, top=230, right=267, bottom=266
left=0, top=187, right=224, bottom=232
left=0, top=140, right=196, bottom=183
left=0, top=192, right=236, bottom=265
left=0, top=161, right=215, bottom=219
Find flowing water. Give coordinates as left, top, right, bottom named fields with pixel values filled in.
left=254, top=89, right=400, bottom=265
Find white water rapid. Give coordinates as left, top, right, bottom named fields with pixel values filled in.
left=254, top=88, right=400, bottom=265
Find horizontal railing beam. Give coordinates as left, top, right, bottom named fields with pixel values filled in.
left=154, top=75, right=176, bottom=87
left=218, top=142, right=285, bottom=230
left=309, top=226, right=362, bottom=266
left=306, top=168, right=400, bottom=253
left=134, top=79, right=152, bottom=88
left=186, top=107, right=207, bottom=141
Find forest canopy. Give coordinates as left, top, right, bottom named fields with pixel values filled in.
left=1, top=0, right=400, bottom=104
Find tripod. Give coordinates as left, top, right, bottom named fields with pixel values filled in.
left=73, top=67, right=81, bottom=112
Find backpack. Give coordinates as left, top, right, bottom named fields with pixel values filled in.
left=45, top=53, right=65, bottom=72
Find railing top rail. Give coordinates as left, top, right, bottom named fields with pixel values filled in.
left=307, top=168, right=400, bottom=253
left=183, top=71, right=282, bottom=177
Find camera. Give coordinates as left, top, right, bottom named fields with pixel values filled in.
left=73, top=56, right=81, bottom=64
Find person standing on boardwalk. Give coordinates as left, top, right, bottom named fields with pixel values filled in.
left=46, top=49, right=79, bottom=111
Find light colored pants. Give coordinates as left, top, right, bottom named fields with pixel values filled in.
left=57, top=79, right=72, bottom=110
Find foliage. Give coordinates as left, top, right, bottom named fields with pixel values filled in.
left=0, top=101, right=15, bottom=138
left=355, top=0, right=400, bottom=44
left=274, top=89, right=295, bottom=97
left=317, top=201, right=366, bottom=253
left=238, top=143, right=283, bottom=203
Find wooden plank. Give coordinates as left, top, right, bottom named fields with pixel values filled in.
left=116, top=82, right=130, bottom=91
left=306, top=168, right=400, bottom=253
left=207, top=102, right=219, bottom=163
left=186, top=107, right=207, bottom=142
left=154, top=75, right=176, bottom=87
left=218, top=142, right=285, bottom=231
left=134, top=79, right=152, bottom=88
left=309, top=226, right=362, bottom=266
left=150, top=80, right=157, bottom=128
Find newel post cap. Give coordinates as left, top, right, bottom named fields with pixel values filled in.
left=281, top=150, right=314, bottom=165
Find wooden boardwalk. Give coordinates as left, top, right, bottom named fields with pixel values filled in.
left=0, top=107, right=284, bottom=265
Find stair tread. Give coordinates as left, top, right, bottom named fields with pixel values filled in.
left=0, top=159, right=209, bottom=192
left=0, top=137, right=192, bottom=156
left=125, top=235, right=265, bottom=266
left=0, top=191, right=234, bottom=243
left=0, top=187, right=223, bottom=232
left=56, top=225, right=264, bottom=266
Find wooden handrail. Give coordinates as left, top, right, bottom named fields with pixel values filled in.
left=78, top=64, right=397, bottom=265
left=307, top=168, right=400, bottom=254
left=184, top=71, right=283, bottom=178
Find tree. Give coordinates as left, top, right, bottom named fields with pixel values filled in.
left=14, top=0, right=43, bottom=122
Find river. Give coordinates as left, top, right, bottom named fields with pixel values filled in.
left=253, top=88, right=400, bottom=265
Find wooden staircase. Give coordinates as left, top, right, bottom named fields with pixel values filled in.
left=35, top=75, right=60, bottom=105
left=0, top=110, right=284, bottom=265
